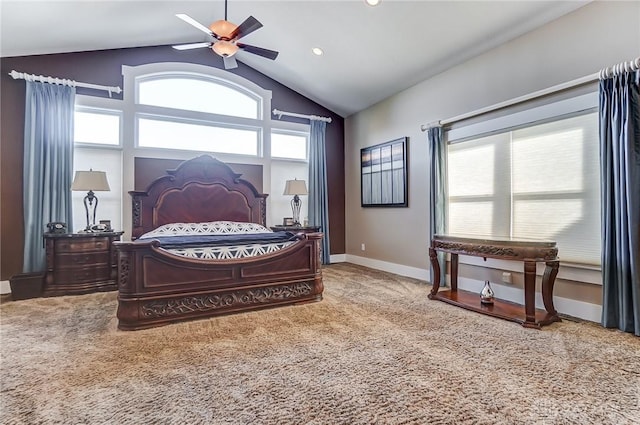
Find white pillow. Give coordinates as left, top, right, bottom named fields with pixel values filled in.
left=139, top=221, right=271, bottom=239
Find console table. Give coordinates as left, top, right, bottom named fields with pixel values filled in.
left=428, top=234, right=561, bottom=329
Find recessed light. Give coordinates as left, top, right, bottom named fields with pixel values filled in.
left=312, top=47, right=324, bottom=56
left=365, top=0, right=381, bottom=6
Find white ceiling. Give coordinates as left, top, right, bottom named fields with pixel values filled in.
left=0, top=0, right=590, bottom=117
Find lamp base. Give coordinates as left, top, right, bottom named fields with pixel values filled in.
left=291, top=195, right=302, bottom=227
left=82, top=191, right=99, bottom=232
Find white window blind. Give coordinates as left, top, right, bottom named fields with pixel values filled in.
left=447, top=111, right=601, bottom=265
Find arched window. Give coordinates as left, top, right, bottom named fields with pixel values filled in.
left=137, top=75, right=261, bottom=119
left=127, top=65, right=271, bottom=157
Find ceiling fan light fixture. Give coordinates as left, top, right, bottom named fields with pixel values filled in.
left=365, top=0, right=381, bottom=6
left=209, top=19, right=238, bottom=38
left=174, top=8, right=278, bottom=65
left=212, top=40, right=239, bottom=57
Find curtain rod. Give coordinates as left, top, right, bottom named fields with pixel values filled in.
left=272, top=108, right=332, bottom=123
left=420, top=56, right=640, bottom=132
left=420, top=73, right=595, bottom=132
left=598, top=56, right=640, bottom=79
left=8, top=70, right=122, bottom=97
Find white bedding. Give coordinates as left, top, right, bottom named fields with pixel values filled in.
left=139, top=221, right=295, bottom=260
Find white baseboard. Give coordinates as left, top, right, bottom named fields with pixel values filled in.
left=329, top=254, right=346, bottom=263
left=344, top=254, right=430, bottom=281
left=1, top=280, right=11, bottom=295
left=341, top=255, right=601, bottom=323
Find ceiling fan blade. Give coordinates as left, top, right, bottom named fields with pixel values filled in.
left=237, top=43, right=279, bottom=60
left=172, top=42, right=213, bottom=51
left=229, top=16, right=263, bottom=40
left=176, top=13, right=215, bottom=37
left=223, top=56, right=238, bottom=70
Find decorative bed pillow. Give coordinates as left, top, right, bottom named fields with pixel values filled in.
left=139, top=221, right=271, bottom=239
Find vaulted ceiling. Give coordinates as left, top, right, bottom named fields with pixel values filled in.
left=0, top=1, right=590, bottom=117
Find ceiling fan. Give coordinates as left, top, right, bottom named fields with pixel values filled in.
left=172, top=0, right=279, bottom=70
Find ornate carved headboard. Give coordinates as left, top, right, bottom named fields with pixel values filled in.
left=130, top=155, right=268, bottom=239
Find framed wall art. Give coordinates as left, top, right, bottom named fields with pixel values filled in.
left=361, top=137, right=408, bottom=207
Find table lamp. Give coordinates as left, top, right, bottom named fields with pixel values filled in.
left=283, top=179, right=308, bottom=226
left=71, top=169, right=111, bottom=231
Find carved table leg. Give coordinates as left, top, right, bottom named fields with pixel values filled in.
left=450, top=253, right=458, bottom=292
left=542, top=260, right=560, bottom=317
left=428, top=247, right=440, bottom=298
left=523, top=260, right=537, bottom=326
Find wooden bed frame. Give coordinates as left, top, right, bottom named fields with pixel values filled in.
left=115, top=155, right=323, bottom=330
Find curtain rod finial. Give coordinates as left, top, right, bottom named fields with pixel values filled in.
left=421, top=120, right=442, bottom=132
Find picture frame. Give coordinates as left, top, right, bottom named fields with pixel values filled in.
left=361, top=137, right=408, bottom=207
left=283, top=217, right=294, bottom=226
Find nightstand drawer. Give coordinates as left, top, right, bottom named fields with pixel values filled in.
left=54, top=252, right=110, bottom=269
left=55, top=237, right=110, bottom=253
left=54, top=266, right=111, bottom=284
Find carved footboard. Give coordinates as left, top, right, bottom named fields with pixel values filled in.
left=116, top=233, right=323, bottom=330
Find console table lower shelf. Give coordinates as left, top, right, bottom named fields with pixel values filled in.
left=429, top=289, right=560, bottom=328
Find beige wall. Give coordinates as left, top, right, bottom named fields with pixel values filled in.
left=344, top=1, right=640, bottom=313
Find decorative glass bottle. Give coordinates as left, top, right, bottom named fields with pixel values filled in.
left=480, top=280, right=495, bottom=305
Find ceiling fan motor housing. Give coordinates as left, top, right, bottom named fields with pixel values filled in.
left=209, top=20, right=237, bottom=39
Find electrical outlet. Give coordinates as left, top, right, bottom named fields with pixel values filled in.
left=502, top=272, right=512, bottom=284
left=361, top=243, right=366, bottom=251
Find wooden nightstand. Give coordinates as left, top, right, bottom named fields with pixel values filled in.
left=43, top=231, right=124, bottom=296
left=270, top=225, right=321, bottom=234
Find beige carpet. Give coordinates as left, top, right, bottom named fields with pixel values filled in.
left=1, top=263, right=639, bottom=425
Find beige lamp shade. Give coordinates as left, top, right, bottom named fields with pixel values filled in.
left=283, top=179, right=308, bottom=196
left=71, top=170, right=110, bottom=192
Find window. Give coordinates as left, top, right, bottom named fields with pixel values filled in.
left=72, top=147, right=123, bottom=232
left=270, top=130, right=310, bottom=222
left=70, top=64, right=317, bottom=234
left=132, top=72, right=270, bottom=157
left=138, top=117, right=260, bottom=156
left=447, top=111, right=600, bottom=265
left=74, top=108, right=121, bottom=146
left=137, top=76, right=260, bottom=119
left=271, top=131, right=308, bottom=160
left=72, top=98, right=123, bottom=232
